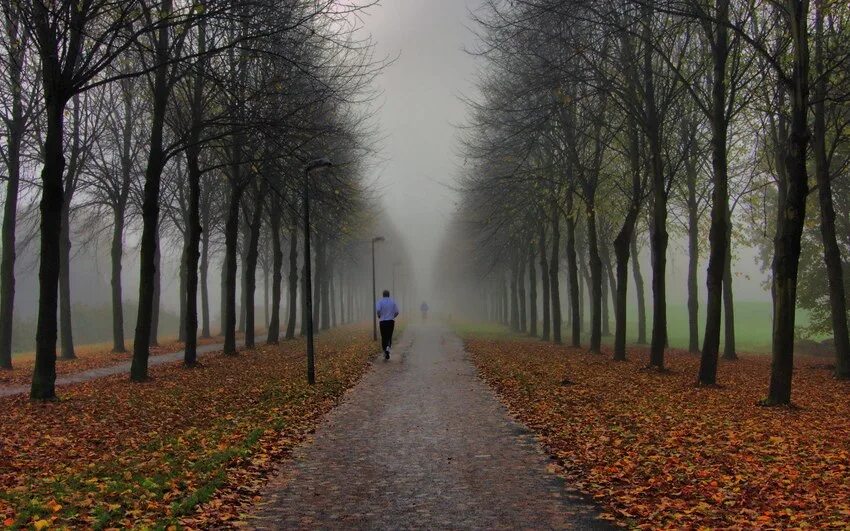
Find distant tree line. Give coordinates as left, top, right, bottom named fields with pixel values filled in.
left=441, top=0, right=850, bottom=404
left=0, top=0, right=400, bottom=400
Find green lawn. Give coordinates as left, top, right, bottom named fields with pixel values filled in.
left=455, top=300, right=818, bottom=354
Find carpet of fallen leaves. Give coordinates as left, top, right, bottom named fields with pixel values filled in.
left=0, top=327, right=376, bottom=529
left=466, top=338, right=850, bottom=529
left=0, top=336, right=229, bottom=387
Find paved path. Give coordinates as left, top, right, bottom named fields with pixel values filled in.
left=0, top=341, right=240, bottom=397
left=250, top=324, right=609, bottom=530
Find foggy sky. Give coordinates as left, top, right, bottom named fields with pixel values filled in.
left=363, top=0, right=770, bottom=308
left=366, top=0, right=482, bottom=305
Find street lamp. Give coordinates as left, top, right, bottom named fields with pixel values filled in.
left=371, top=236, right=385, bottom=341
left=303, top=157, right=332, bottom=385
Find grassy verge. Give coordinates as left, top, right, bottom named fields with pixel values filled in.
left=0, top=326, right=376, bottom=529
left=464, top=336, right=850, bottom=528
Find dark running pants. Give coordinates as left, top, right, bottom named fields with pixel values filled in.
left=379, top=320, right=395, bottom=352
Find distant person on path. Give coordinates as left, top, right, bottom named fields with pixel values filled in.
left=376, top=290, right=399, bottom=360
left=420, top=301, right=429, bottom=321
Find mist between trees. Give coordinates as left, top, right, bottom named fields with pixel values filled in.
left=0, top=0, right=413, bottom=400
left=435, top=0, right=850, bottom=405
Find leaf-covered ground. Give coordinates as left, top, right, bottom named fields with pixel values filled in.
left=0, top=328, right=376, bottom=529
left=0, top=335, right=229, bottom=387
left=466, top=338, right=850, bottom=529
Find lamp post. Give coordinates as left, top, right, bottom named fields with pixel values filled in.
left=303, top=157, right=332, bottom=385
left=371, top=236, right=385, bottom=341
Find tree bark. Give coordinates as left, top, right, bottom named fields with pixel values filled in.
left=510, top=255, right=520, bottom=331
left=223, top=182, right=244, bottom=355
left=698, top=0, right=731, bottom=383
left=586, top=206, right=603, bottom=353
left=200, top=221, right=211, bottom=339
left=0, top=3, right=26, bottom=369
left=565, top=201, right=579, bottom=347
left=131, top=1, right=172, bottom=381
left=644, top=19, right=668, bottom=369
left=267, top=203, right=283, bottom=344
left=550, top=203, right=563, bottom=343
left=722, top=233, right=737, bottom=360
left=684, top=125, right=701, bottom=356
left=528, top=243, right=538, bottom=337
left=178, top=235, right=188, bottom=343
left=219, top=255, right=227, bottom=336
left=518, top=250, right=527, bottom=333
left=110, top=208, right=126, bottom=353
left=59, top=157, right=75, bottom=360
left=538, top=223, right=550, bottom=340
left=321, top=249, right=331, bottom=331
left=812, top=1, right=850, bottom=378
left=150, top=237, right=161, bottom=347
left=244, top=183, right=264, bottom=348
left=766, top=1, right=810, bottom=405
left=631, top=232, right=647, bottom=344
left=31, top=92, right=66, bottom=400
left=184, top=144, right=202, bottom=366
left=285, top=216, right=298, bottom=339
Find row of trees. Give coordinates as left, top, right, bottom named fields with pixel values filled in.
left=441, top=0, right=850, bottom=404
left=0, top=0, right=395, bottom=400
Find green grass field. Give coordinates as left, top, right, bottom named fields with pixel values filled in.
left=453, top=300, right=818, bottom=354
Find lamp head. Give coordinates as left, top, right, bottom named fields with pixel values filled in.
left=372, top=236, right=385, bottom=243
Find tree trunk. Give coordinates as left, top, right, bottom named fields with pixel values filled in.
left=631, top=232, right=647, bottom=344
left=183, top=146, right=202, bottom=366
left=601, top=237, right=615, bottom=337
left=510, top=256, right=520, bottom=331
left=722, top=235, right=737, bottom=360
left=330, top=262, right=337, bottom=328
left=219, top=255, right=227, bottom=336
left=31, top=91, right=66, bottom=399
left=313, top=238, right=323, bottom=330
left=698, top=0, right=731, bottom=384
left=285, top=217, right=298, bottom=340
left=267, top=204, right=283, bottom=344
left=685, top=132, right=701, bottom=356
left=110, top=208, right=126, bottom=352
left=130, top=0, right=171, bottom=381
left=518, top=251, right=527, bottom=333
left=0, top=6, right=25, bottom=369
left=59, top=198, right=75, bottom=360
left=223, top=182, right=244, bottom=355
left=150, top=238, right=161, bottom=347
left=321, top=252, right=332, bottom=331
left=300, top=262, right=308, bottom=336
left=812, top=1, right=850, bottom=378
left=178, top=236, right=188, bottom=342
left=538, top=224, right=550, bottom=340
left=239, top=220, right=249, bottom=333
left=200, top=225, right=211, bottom=338
left=766, top=1, right=810, bottom=405
left=586, top=206, right=603, bottom=353
left=645, top=66, right=668, bottom=367
left=564, top=208, right=580, bottom=347
left=528, top=243, right=538, bottom=337
left=613, top=214, right=637, bottom=361
left=244, top=183, right=264, bottom=349
left=550, top=203, right=563, bottom=343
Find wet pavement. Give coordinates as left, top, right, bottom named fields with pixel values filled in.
left=250, top=323, right=610, bottom=530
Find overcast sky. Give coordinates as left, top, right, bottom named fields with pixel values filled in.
left=364, top=0, right=482, bottom=300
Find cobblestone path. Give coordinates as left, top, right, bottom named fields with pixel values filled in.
left=250, top=323, right=609, bottom=530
